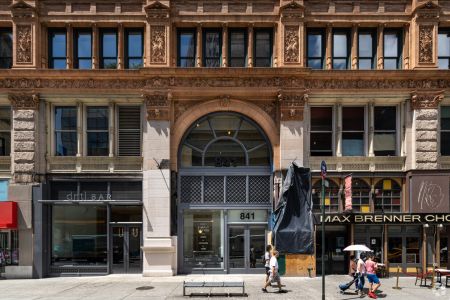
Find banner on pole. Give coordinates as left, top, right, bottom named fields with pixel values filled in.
left=344, top=174, right=352, bottom=211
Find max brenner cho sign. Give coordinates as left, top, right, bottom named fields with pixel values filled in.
left=318, top=214, right=450, bottom=224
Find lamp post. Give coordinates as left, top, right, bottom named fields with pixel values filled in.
left=320, top=160, right=327, bottom=300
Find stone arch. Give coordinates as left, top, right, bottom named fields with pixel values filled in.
left=171, top=99, right=280, bottom=170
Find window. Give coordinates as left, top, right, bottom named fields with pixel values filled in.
left=203, top=29, right=222, bottom=67
left=384, top=29, right=402, bottom=70
left=358, top=29, right=376, bottom=69
left=86, top=106, right=109, bottom=156
left=406, top=237, right=420, bottom=264
left=312, top=179, right=339, bottom=213
left=177, top=29, right=196, bottom=67
left=125, top=29, right=143, bottom=69
left=374, top=179, right=401, bottom=213
left=351, top=178, right=370, bottom=213
left=438, top=29, right=450, bottom=69
left=48, top=29, right=67, bottom=69
left=100, top=29, right=117, bottom=69
left=332, top=29, right=350, bottom=69
left=310, top=107, right=333, bottom=156
left=0, top=29, right=12, bottom=69
left=307, top=29, right=325, bottom=69
left=228, top=29, right=247, bottom=67
left=441, top=106, right=450, bottom=156
left=254, top=29, right=272, bottom=67
left=0, top=107, right=10, bottom=156
left=342, top=107, right=365, bottom=156
left=0, top=230, right=18, bottom=265
left=54, top=106, right=77, bottom=156
left=440, top=230, right=448, bottom=266
left=374, top=106, right=396, bottom=156
left=117, top=106, right=141, bottom=156
left=73, top=29, right=92, bottom=69
left=388, top=237, right=402, bottom=264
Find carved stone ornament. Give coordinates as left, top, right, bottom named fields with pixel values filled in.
left=145, top=1, right=170, bottom=20
left=419, top=25, right=434, bottom=64
left=413, top=0, right=441, bottom=19
left=150, top=26, right=166, bottom=64
left=284, top=26, right=299, bottom=63
left=144, top=91, right=171, bottom=120
left=219, top=95, right=230, bottom=107
left=280, top=1, right=304, bottom=21
left=278, top=89, right=308, bottom=121
left=16, top=25, right=32, bottom=64
left=10, top=0, right=37, bottom=19
left=410, top=90, right=444, bottom=110
left=8, top=93, right=39, bottom=110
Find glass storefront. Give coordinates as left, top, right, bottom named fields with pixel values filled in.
left=387, top=225, right=421, bottom=270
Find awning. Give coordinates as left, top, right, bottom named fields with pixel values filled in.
left=0, top=201, right=18, bottom=229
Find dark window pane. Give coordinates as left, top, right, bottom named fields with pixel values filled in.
left=374, top=106, right=396, bottom=130
left=342, top=107, right=364, bottom=131
left=342, top=132, right=364, bottom=156
left=55, top=132, right=77, bottom=156
left=87, top=107, right=108, bottom=130
left=179, top=58, right=195, bottom=67
left=333, top=33, right=347, bottom=57
left=127, top=58, right=143, bottom=69
left=110, top=182, right=142, bottom=201
left=311, top=107, right=332, bottom=131
left=308, top=58, right=322, bottom=69
left=248, top=144, right=270, bottom=166
left=230, top=31, right=245, bottom=57
left=80, top=182, right=108, bottom=198
left=0, top=58, right=11, bottom=69
left=179, top=32, right=195, bottom=57
left=254, top=30, right=272, bottom=67
left=0, top=132, right=10, bottom=156
left=388, top=237, right=402, bottom=263
left=102, top=58, right=117, bottom=69
left=0, top=30, right=12, bottom=69
left=308, top=33, right=322, bottom=57
left=51, top=32, right=66, bottom=57
left=384, top=58, right=398, bottom=70
left=102, top=32, right=117, bottom=57
left=127, top=31, right=143, bottom=57
left=358, top=59, right=372, bottom=69
left=55, top=107, right=77, bottom=130
left=359, top=32, right=373, bottom=57
left=442, top=132, right=450, bottom=155
left=310, top=133, right=332, bottom=156
left=204, top=31, right=220, bottom=57
left=374, top=133, right=396, bottom=156
left=254, top=58, right=271, bottom=67
left=229, top=58, right=245, bottom=67
left=442, top=107, right=450, bottom=130
left=87, top=132, right=109, bottom=156
left=204, top=140, right=246, bottom=167
left=0, top=107, right=11, bottom=130
left=333, top=58, right=347, bottom=69
left=438, top=33, right=450, bottom=56
left=384, top=33, right=399, bottom=57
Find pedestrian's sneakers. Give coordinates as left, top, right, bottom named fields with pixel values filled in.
left=261, top=288, right=268, bottom=293
left=368, top=291, right=377, bottom=299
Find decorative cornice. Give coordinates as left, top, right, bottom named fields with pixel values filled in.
left=410, top=90, right=444, bottom=110
left=143, top=91, right=171, bottom=121
left=8, top=93, right=39, bottom=110
left=278, top=89, right=308, bottom=121
left=10, top=0, right=37, bottom=19
left=145, top=1, right=170, bottom=21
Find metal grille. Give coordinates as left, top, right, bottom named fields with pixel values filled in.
left=180, top=176, right=202, bottom=203
left=226, top=176, right=246, bottom=203
left=204, top=176, right=224, bottom=203
left=118, top=106, right=141, bottom=156
left=249, top=176, right=271, bottom=203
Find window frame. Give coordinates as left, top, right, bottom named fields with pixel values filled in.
left=310, top=106, right=334, bottom=156
left=48, top=28, right=67, bottom=69
left=228, top=28, right=247, bottom=67
left=351, top=178, right=371, bottom=213
left=73, top=28, right=92, bottom=69
left=383, top=28, right=403, bottom=70
left=438, top=28, right=450, bottom=69
left=306, top=28, right=326, bottom=69
left=202, top=28, right=222, bottom=67
left=0, top=28, right=12, bottom=69
left=332, top=28, right=351, bottom=70
left=84, top=105, right=110, bottom=157
left=341, top=106, right=366, bottom=156
left=124, top=28, right=144, bottom=69
left=312, top=179, right=340, bottom=213
left=373, top=105, right=398, bottom=156
left=53, top=105, right=78, bottom=157
left=374, top=179, right=402, bottom=213
left=440, top=105, right=450, bottom=156
left=99, top=28, right=118, bottom=69
left=358, top=28, right=376, bottom=70
left=177, top=28, right=197, bottom=67
left=0, top=106, right=11, bottom=156
left=253, top=28, right=273, bottom=67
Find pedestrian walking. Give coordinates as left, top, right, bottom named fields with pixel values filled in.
left=262, top=249, right=285, bottom=293
left=349, top=254, right=359, bottom=293
left=263, top=245, right=272, bottom=283
left=365, top=254, right=381, bottom=299
left=356, top=252, right=367, bottom=297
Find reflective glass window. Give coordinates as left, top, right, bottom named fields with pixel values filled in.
left=384, top=30, right=402, bottom=70
left=125, top=29, right=143, bottom=69
left=312, top=179, right=339, bottom=213
left=342, top=107, right=365, bottom=156
left=351, top=178, right=371, bottom=213
left=0, top=29, right=12, bottom=69
left=374, top=106, right=396, bottom=156
left=439, top=29, right=450, bottom=69
left=86, top=107, right=109, bottom=156
left=100, top=29, right=117, bottom=69
left=358, top=30, right=376, bottom=70
left=254, top=29, right=272, bottom=67
left=203, top=29, right=221, bottom=67
left=49, top=29, right=67, bottom=69
left=0, top=107, right=10, bottom=156
left=178, top=30, right=196, bottom=67
left=310, top=107, right=333, bottom=156
left=374, top=179, right=401, bottom=213
left=441, top=106, right=450, bottom=155
left=229, top=29, right=247, bottom=67
left=55, top=106, right=77, bottom=156
left=74, top=29, right=92, bottom=69
left=333, top=30, right=350, bottom=69
left=307, top=29, right=324, bottom=69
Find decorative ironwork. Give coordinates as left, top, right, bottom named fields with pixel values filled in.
left=226, top=176, right=247, bottom=203
left=204, top=176, right=224, bottom=203
left=180, top=176, right=202, bottom=203
left=249, top=176, right=271, bottom=203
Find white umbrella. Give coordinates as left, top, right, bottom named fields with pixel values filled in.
left=343, top=245, right=373, bottom=252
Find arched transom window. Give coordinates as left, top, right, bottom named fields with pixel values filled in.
left=180, top=113, right=271, bottom=167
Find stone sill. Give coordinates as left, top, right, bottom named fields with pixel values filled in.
left=308, top=156, right=406, bottom=172
left=46, top=156, right=142, bottom=173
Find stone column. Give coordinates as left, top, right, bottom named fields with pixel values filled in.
left=222, top=24, right=228, bottom=67
left=196, top=24, right=202, bottom=67
left=92, top=24, right=99, bottom=69
left=66, top=24, right=73, bottom=69
left=336, top=102, right=342, bottom=157
left=377, top=24, right=384, bottom=70
left=403, top=24, right=410, bottom=69
left=247, top=24, right=253, bottom=67
left=326, top=24, right=332, bottom=69
left=368, top=101, right=374, bottom=157
left=118, top=23, right=124, bottom=69
left=109, top=102, right=114, bottom=158
left=142, top=91, right=176, bottom=276
left=351, top=24, right=358, bottom=69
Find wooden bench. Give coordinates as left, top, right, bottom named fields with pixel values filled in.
left=183, top=280, right=245, bottom=297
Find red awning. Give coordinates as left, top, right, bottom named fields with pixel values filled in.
left=0, top=201, right=18, bottom=229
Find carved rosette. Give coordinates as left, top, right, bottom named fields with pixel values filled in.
left=284, top=26, right=299, bottom=63
left=8, top=93, right=39, bottom=110
left=278, top=90, right=308, bottom=121
left=150, top=26, right=166, bottom=64
left=419, top=25, right=434, bottom=64
left=144, top=91, right=171, bottom=121
left=16, top=25, right=32, bottom=64
left=410, top=90, right=444, bottom=110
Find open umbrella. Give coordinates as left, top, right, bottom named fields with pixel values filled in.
left=343, top=245, right=373, bottom=252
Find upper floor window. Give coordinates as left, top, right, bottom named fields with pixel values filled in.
left=0, top=29, right=12, bottom=69
left=254, top=29, right=272, bottom=67
left=384, top=29, right=402, bottom=70
left=177, top=29, right=196, bottom=67
left=125, top=28, right=143, bottom=69
left=55, top=106, right=77, bottom=156
left=49, top=29, right=67, bottom=69
left=228, top=29, right=247, bottom=67
left=438, top=29, right=450, bottom=69
left=351, top=178, right=370, bottom=213
left=74, top=29, right=92, bottom=69
left=374, top=179, right=401, bottom=213
left=358, top=29, right=376, bottom=70
left=310, top=106, right=333, bottom=156
left=374, top=106, right=396, bottom=156
left=441, top=106, right=450, bottom=156
left=100, top=29, right=117, bottom=69
left=332, top=29, right=350, bottom=69
left=0, top=107, right=11, bottom=156
left=86, top=106, right=109, bottom=156
left=203, top=29, right=222, bottom=67
left=312, top=179, right=339, bottom=213
left=342, top=107, right=365, bottom=156
left=307, top=29, right=325, bottom=69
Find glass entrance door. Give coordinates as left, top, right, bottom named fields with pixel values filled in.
left=228, top=225, right=266, bottom=273
left=111, top=225, right=142, bottom=273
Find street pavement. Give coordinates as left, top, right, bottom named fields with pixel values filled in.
left=1, top=274, right=449, bottom=300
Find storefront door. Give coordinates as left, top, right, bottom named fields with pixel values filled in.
left=112, top=225, right=142, bottom=273
left=316, top=226, right=348, bottom=274
left=228, top=225, right=266, bottom=273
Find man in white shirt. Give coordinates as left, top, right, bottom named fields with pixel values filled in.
left=264, top=245, right=272, bottom=283
left=262, top=249, right=284, bottom=293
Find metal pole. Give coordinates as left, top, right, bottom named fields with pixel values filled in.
left=321, top=177, right=326, bottom=300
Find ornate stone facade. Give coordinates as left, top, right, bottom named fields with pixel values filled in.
left=16, top=25, right=32, bottom=64
left=284, top=26, right=299, bottom=63
left=410, top=90, right=444, bottom=109
left=150, top=26, right=166, bottom=64
left=144, top=91, right=171, bottom=121
left=418, top=25, right=434, bottom=64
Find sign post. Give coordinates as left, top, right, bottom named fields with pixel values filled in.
left=320, top=160, right=327, bottom=300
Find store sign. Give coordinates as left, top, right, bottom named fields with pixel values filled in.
left=65, top=192, right=112, bottom=201
left=0, top=180, right=8, bottom=201
left=316, top=213, right=450, bottom=224
left=410, top=175, right=449, bottom=213
left=228, top=210, right=268, bottom=223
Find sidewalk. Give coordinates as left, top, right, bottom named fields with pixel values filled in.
left=0, top=274, right=448, bottom=300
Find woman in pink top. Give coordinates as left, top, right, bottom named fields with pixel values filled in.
left=365, top=254, right=381, bottom=299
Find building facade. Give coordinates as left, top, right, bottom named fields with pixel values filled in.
left=0, top=0, right=449, bottom=278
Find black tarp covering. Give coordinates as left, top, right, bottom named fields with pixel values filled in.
left=273, top=163, right=313, bottom=254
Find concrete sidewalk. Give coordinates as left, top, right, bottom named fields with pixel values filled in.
left=0, top=274, right=448, bottom=300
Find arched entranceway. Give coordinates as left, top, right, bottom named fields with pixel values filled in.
left=177, top=112, right=273, bottom=274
